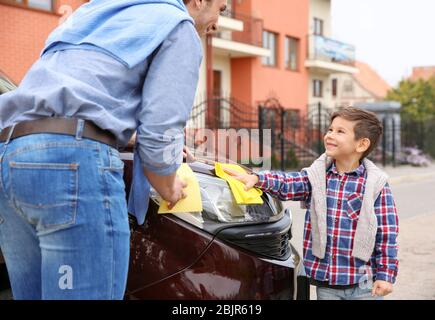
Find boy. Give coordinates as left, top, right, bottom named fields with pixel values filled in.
left=225, top=107, right=399, bottom=300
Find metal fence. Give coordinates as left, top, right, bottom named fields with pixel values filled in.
left=258, top=100, right=332, bottom=170
left=400, top=116, right=435, bottom=162
left=188, top=98, right=331, bottom=170
left=188, top=98, right=415, bottom=170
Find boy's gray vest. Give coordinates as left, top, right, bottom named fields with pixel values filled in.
left=303, top=154, right=388, bottom=262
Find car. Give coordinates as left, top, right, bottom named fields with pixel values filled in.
left=0, top=75, right=309, bottom=300
left=400, top=147, right=432, bottom=167
left=122, top=154, right=309, bottom=300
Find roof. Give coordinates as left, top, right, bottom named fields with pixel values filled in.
left=409, top=66, right=435, bottom=81
left=354, top=101, right=401, bottom=114
left=353, top=61, right=391, bottom=99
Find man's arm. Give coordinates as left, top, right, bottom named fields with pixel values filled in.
left=135, top=21, right=202, bottom=205
left=143, top=169, right=187, bottom=209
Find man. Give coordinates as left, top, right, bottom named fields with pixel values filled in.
left=0, top=0, right=227, bottom=300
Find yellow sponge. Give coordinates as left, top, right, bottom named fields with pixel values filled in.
left=215, top=163, right=263, bottom=205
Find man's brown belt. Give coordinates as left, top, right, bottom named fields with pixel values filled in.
left=0, top=118, right=118, bottom=149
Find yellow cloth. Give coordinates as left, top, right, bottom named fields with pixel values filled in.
left=158, top=164, right=203, bottom=214
left=215, top=163, right=263, bottom=205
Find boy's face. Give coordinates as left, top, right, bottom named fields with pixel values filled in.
left=324, top=117, right=370, bottom=160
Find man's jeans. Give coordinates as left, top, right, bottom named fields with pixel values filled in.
left=0, top=133, right=130, bottom=300
left=316, top=285, right=384, bottom=300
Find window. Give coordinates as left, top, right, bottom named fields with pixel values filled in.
left=285, top=36, right=299, bottom=71
left=343, top=80, right=354, bottom=93
left=313, top=80, right=323, bottom=97
left=262, top=30, right=278, bottom=67
left=314, top=18, right=324, bottom=36
left=0, top=0, right=54, bottom=11
left=332, top=78, right=338, bottom=97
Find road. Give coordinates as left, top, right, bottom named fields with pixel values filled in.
left=389, top=172, right=435, bottom=220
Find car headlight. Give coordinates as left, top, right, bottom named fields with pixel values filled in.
left=149, top=172, right=283, bottom=230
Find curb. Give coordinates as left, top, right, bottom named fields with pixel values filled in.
left=388, top=170, right=435, bottom=186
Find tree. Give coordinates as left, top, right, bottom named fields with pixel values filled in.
left=386, top=76, right=435, bottom=121
left=387, top=76, right=435, bottom=156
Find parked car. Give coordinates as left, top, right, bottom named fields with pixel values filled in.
left=0, top=77, right=309, bottom=300
left=399, top=147, right=432, bottom=167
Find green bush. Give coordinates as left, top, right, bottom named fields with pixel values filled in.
left=285, top=148, right=299, bottom=169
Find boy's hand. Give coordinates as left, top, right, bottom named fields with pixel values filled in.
left=183, top=146, right=196, bottom=163
left=372, top=280, right=393, bottom=297
left=223, top=167, right=259, bottom=191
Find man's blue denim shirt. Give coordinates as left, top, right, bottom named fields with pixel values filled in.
left=0, top=21, right=203, bottom=224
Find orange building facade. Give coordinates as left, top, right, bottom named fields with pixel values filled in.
left=409, top=66, right=435, bottom=82
left=0, top=0, right=86, bottom=84
left=1, top=0, right=309, bottom=109
left=230, top=0, right=309, bottom=110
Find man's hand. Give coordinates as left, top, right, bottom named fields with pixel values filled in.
left=372, top=280, right=393, bottom=297
left=127, top=133, right=137, bottom=149
left=166, top=175, right=188, bottom=210
left=144, top=169, right=188, bottom=210
left=223, top=167, right=259, bottom=191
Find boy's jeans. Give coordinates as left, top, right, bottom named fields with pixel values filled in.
left=0, top=133, right=130, bottom=300
left=316, top=285, right=384, bottom=300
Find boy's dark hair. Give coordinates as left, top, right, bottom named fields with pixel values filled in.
left=331, top=107, right=383, bottom=159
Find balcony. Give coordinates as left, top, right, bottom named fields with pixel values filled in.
left=213, top=11, right=271, bottom=58
left=217, top=15, right=244, bottom=32
left=305, top=35, right=358, bottom=74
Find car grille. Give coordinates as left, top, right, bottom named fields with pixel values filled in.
left=217, top=210, right=293, bottom=261
left=229, top=228, right=291, bottom=261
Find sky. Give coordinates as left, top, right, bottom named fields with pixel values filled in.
left=331, top=0, right=435, bottom=87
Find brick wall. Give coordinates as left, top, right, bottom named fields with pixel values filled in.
left=0, top=0, right=87, bottom=83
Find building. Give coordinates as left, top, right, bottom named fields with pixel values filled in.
left=191, top=0, right=310, bottom=130
left=306, top=0, right=358, bottom=113
left=332, top=60, right=391, bottom=108
left=409, top=66, right=435, bottom=82
left=355, top=101, right=402, bottom=162
left=0, top=0, right=87, bottom=84
left=1, top=0, right=309, bottom=114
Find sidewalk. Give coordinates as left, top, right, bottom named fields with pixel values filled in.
left=380, top=162, right=435, bottom=185
left=309, top=211, right=435, bottom=300
left=377, top=162, right=435, bottom=299
left=386, top=212, right=435, bottom=300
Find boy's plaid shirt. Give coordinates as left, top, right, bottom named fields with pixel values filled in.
left=256, top=162, right=399, bottom=286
